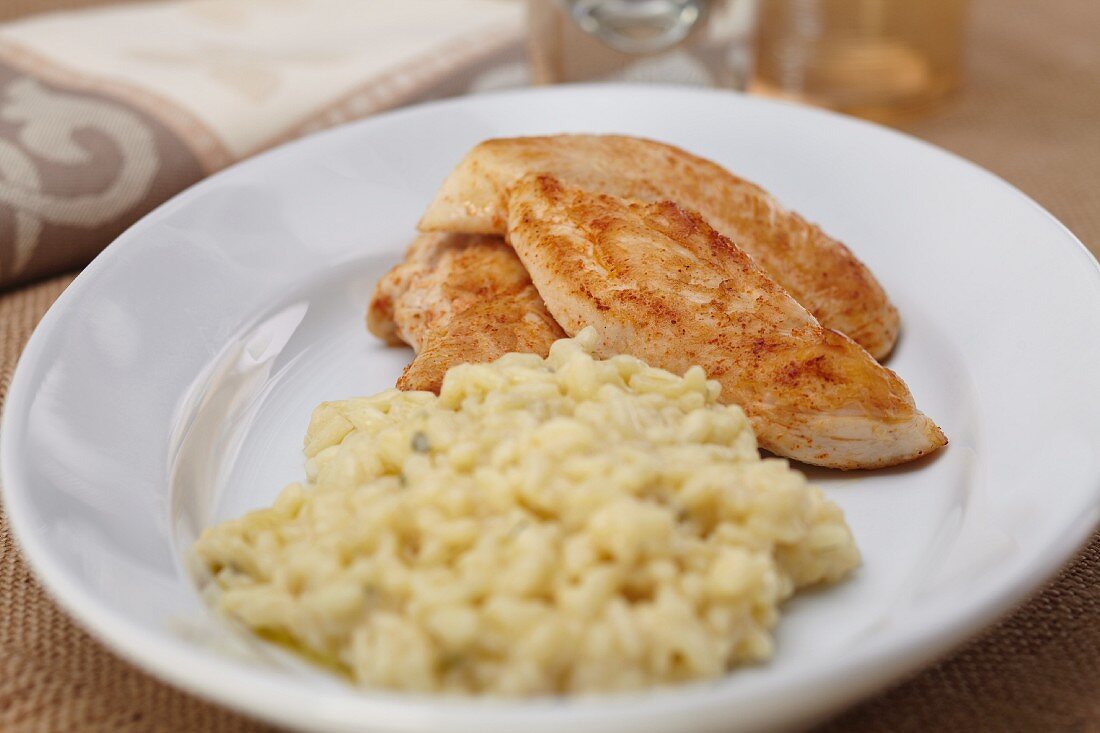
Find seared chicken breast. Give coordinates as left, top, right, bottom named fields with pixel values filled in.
left=506, top=174, right=945, bottom=469
left=368, top=232, right=565, bottom=393
left=420, top=135, right=900, bottom=360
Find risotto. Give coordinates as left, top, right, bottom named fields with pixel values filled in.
left=194, top=328, right=860, bottom=695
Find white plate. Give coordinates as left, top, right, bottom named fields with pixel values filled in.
left=3, top=86, right=1100, bottom=733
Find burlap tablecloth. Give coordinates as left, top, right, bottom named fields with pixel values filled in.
left=2, top=0, right=1098, bottom=730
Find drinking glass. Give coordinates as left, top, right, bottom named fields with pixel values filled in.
left=527, top=0, right=757, bottom=90
left=751, top=0, right=968, bottom=123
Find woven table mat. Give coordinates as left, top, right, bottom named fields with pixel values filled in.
left=2, top=0, right=1098, bottom=730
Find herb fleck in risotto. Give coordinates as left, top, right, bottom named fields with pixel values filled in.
left=194, top=328, right=859, bottom=695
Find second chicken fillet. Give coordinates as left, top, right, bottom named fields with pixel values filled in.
left=505, top=174, right=944, bottom=469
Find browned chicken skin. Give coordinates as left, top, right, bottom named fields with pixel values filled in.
left=505, top=174, right=945, bottom=469
left=367, top=232, right=565, bottom=393
left=419, top=135, right=900, bottom=360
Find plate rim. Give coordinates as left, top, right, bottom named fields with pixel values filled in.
left=3, top=83, right=1099, bottom=733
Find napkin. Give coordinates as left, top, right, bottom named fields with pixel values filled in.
left=0, top=0, right=525, bottom=290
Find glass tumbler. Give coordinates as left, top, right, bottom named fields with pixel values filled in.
left=752, top=0, right=968, bottom=123
left=527, top=0, right=757, bottom=90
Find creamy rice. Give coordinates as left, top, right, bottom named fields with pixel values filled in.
left=194, top=328, right=859, bottom=695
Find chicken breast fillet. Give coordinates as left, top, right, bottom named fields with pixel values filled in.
left=506, top=174, right=945, bottom=469
left=367, top=232, right=565, bottom=393
left=419, top=135, right=900, bottom=360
